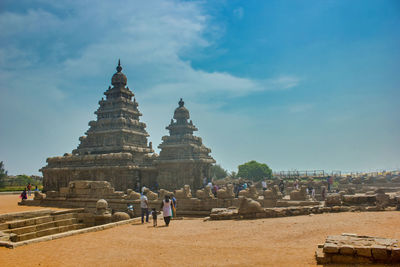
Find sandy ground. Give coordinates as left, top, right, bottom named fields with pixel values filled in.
left=0, top=195, right=399, bottom=267
left=0, top=194, right=64, bottom=214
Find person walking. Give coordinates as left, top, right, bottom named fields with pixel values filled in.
left=27, top=183, right=32, bottom=196
left=20, top=188, right=27, bottom=200
left=160, top=195, right=172, bottom=226
left=171, top=195, right=177, bottom=218
left=140, top=191, right=149, bottom=224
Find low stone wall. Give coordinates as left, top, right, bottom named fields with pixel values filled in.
left=20, top=180, right=400, bottom=218
left=316, top=233, right=400, bottom=264
left=209, top=204, right=397, bottom=221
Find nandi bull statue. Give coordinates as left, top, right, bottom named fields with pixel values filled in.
left=238, top=196, right=264, bottom=214
left=238, top=185, right=259, bottom=200
left=196, top=185, right=215, bottom=199
left=217, top=184, right=235, bottom=199
left=289, top=185, right=308, bottom=201
left=174, top=185, right=192, bottom=199
left=159, top=188, right=174, bottom=200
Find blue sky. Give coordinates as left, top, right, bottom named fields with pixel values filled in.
left=0, top=0, right=399, bottom=175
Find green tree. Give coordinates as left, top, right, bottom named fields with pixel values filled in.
left=237, top=160, right=272, bottom=181
left=0, top=161, right=7, bottom=188
left=210, top=164, right=228, bottom=180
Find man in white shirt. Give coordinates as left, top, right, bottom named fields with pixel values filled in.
left=140, top=191, right=149, bottom=223
left=261, top=180, right=267, bottom=191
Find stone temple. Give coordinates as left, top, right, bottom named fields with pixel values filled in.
left=41, top=61, right=214, bottom=192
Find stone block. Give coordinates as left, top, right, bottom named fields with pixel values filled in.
left=59, top=187, right=69, bottom=195
left=16, top=232, right=37, bottom=242
left=36, top=221, right=56, bottom=231
left=355, top=246, right=372, bottom=257
left=36, top=227, right=60, bottom=237
left=74, top=188, right=91, bottom=195
left=34, top=216, right=53, bottom=225
left=340, top=245, right=355, bottom=255
left=315, top=248, right=331, bottom=264
left=323, top=243, right=339, bottom=254
left=371, top=245, right=389, bottom=260
left=391, top=247, right=400, bottom=262
left=0, top=223, right=9, bottom=231
left=53, top=213, right=75, bottom=221
left=331, top=254, right=355, bottom=264
left=73, top=181, right=91, bottom=189
left=9, top=225, right=36, bottom=235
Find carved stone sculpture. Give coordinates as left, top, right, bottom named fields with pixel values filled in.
left=174, top=185, right=192, bottom=199
left=238, top=197, right=264, bottom=214
left=159, top=189, right=174, bottom=200
left=196, top=185, right=214, bottom=199
left=217, top=184, right=235, bottom=199
left=238, top=185, right=258, bottom=199
left=290, top=186, right=308, bottom=201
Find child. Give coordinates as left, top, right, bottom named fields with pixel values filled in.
left=151, top=208, right=157, bottom=227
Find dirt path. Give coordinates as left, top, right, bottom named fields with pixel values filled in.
left=0, top=195, right=399, bottom=266
left=0, top=194, right=66, bottom=214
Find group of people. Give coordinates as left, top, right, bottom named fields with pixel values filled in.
left=139, top=190, right=176, bottom=227
left=20, top=183, right=39, bottom=200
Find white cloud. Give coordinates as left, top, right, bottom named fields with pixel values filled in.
left=0, top=0, right=300, bottom=175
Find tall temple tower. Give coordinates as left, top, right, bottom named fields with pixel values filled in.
left=155, top=99, right=215, bottom=190
left=41, top=61, right=157, bottom=192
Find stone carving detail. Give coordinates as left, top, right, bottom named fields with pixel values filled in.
left=174, top=185, right=192, bottom=199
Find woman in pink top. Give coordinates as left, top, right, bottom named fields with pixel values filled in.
left=160, top=195, right=172, bottom=226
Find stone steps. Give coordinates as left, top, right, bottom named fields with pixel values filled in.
left=3, top=218, right=79, bottom=235
left=0, top=211, right=84, bottom=243
left=12, top=223, right=86, bottom=242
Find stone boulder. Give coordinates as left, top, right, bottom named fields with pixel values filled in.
left=111, top=212, right=130, bottom=222
left=196, top=185, right=214, bottom=199
left=290, top=186, right=308, bottom=201
left=174, top=185, right=192, bottom=199
left=217, top=184, right=235, bottom=199
left=238, top=197, right=264, bottom=214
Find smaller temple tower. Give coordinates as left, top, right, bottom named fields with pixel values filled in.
left=155, top=99, right=215, bottom=190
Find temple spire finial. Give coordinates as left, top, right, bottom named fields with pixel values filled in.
left=178, top=98, right=184, bottom=107
left=116, top=59, right=122, bottom=72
